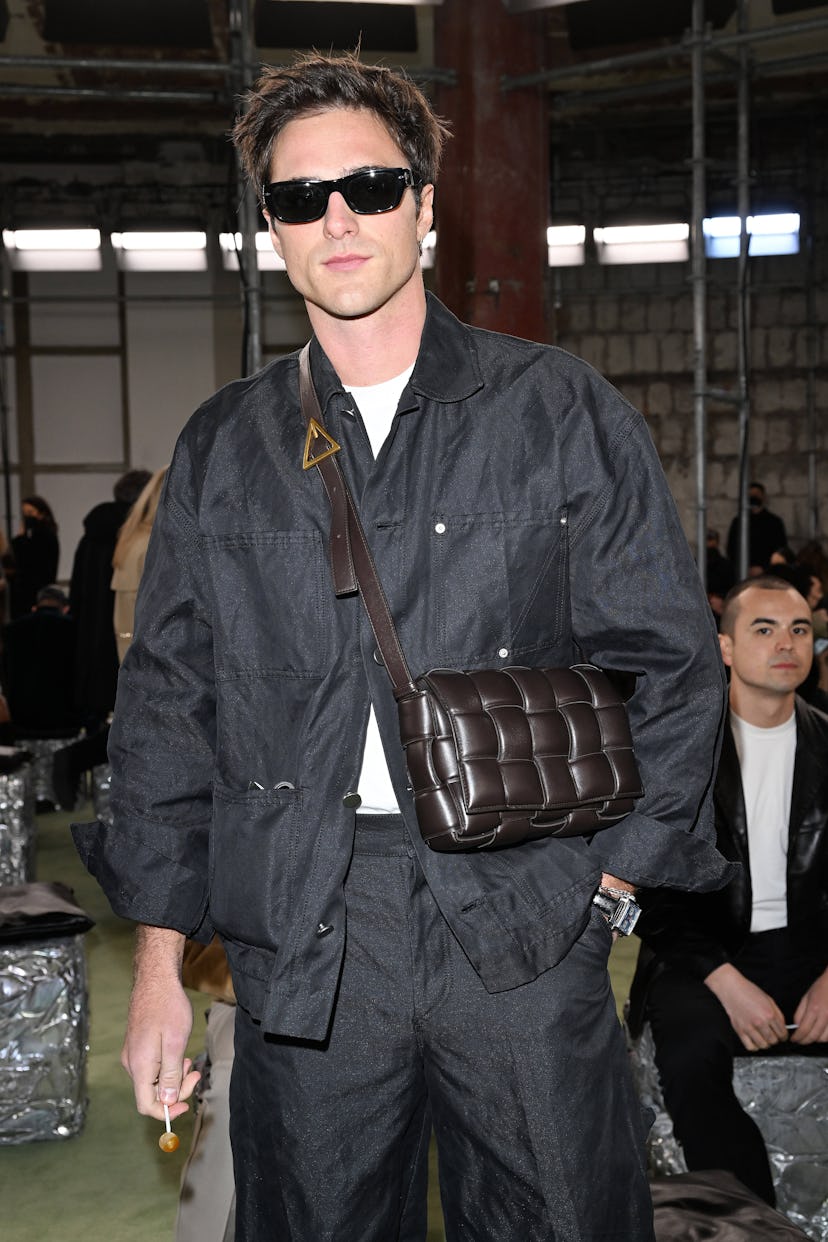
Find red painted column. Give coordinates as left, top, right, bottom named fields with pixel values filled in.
left=433, top=0, right=548, bottom=341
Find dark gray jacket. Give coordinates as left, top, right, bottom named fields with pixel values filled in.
left=74, top=295, right=732, bottom=1039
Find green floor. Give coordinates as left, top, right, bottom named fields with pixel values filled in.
left=3, top=804, right=639, bottom=1242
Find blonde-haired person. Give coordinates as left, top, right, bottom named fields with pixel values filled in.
left=111, top=467, right=167, bottom=662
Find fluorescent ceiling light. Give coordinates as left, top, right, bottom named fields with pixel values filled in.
left=703, top=213, right=800, bottom=258
left=219, top=232, right=287, bottom=272
left=594, top=222, right=689, bottom=265
left=595, top=224, right=689, bottom=245
left=4, top=228, right=101, bottom=250
left=112, top=232, right=206, bottom=250
left=112, top=231, right=207, bottom=271
left=749, top=212, right=799, bottom=235
left=547, top=225, right=586, bottom=267
left=547, top=226, right=586, bottom=246
left=2, top=228, right=102, bottom=270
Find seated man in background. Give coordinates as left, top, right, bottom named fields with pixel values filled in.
left=628, top=576, right=828, bottom=1206
left=1, top=584, right=80, bottom=737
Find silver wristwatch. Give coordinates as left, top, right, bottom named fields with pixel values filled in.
left=591, top=887, right=641, bottom=936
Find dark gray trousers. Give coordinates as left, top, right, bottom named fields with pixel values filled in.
left=230, top=816, right=654, bottom=1242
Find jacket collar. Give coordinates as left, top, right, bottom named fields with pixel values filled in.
left=715, top=717, right=748, bottom=858
left=789, top=695, right=828, bottom=839
left=410, top=294, right=485, bottom=404
left=305, top=293, right=484, bottom=417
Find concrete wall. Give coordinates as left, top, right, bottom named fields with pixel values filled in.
left=547, top=109, right=827, bottom=561
left=552, top=255, right=827, bottom=556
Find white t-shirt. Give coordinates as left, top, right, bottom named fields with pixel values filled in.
left=343, top=365, right=414, bottom=814
left=730, top=709, right=796, bottom=932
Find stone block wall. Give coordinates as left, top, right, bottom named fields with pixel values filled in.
left=551, top=253, right=827, bottom=559
left=547, top=104, right=827, bottom=562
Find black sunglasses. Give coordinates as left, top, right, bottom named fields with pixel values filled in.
left=262, top=167, right=419, bottom=225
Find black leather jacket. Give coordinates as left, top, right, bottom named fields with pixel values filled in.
left=629, top=697, right=828, bottom=1036
left=74, top=294, right=732, bottom=1039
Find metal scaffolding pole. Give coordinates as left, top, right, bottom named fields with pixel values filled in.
left=804, top=123, right=819, bottom=540
left=691, top=0, right=708, bottom=590
left=735, top=0, right=752, bottom=579
left=501, top=13, right=828, bottom=90
left=0, top=53, right=231, bottom=74
left=230, top=0, right=262, bottom=378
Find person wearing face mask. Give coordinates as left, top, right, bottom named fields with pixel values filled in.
left=9, top=495, right=59, bottom=619
left=726, top=483, right=788, bottom=576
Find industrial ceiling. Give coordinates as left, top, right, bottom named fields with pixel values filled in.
left=0, top=0, right=826, bottom=231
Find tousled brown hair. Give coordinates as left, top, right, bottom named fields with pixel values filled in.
left=232, top=52, right=451, bottom=202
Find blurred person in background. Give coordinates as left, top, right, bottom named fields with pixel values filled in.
left=796, top=539, right=828, bottom=597
left=706, top=528, right=736, bottom=630
left=111, top=467, right=168, bottom=662
left=0, top=527, right=10, bottom=623
left=52, top=469, right=151, bottom=810
left=9, top=495, right=59, bottom=619
left=69, top=469, right=151, bottom=733
left=727, top=483, right=787, bottom=576
left=768, top=545, right=797, bottom=570
left=1, top=583, right=79, bottom=737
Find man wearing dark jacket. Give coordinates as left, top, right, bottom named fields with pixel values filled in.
left=69, top=469, right=150, bottom=730
left=726, top=482, right=788, bottom=575
left=74, top=54, right=732, bottom=1242
left=1, top=585, right=79, bottom=734
left=629, top=576, right=828, bottom=1206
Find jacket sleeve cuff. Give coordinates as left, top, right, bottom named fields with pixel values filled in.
left=71, top=819, right=214, bottom=941
left=588, top=811, right=740, bottom=892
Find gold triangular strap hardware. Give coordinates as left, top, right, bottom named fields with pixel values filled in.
left=302, top=417, right=342, bottom=470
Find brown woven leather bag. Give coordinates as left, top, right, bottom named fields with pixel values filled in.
left=299, top=346, right=643, bottom=852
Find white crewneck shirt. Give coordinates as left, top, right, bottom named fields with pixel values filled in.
left=343, top=365, right=414, bottom=813
left=730, top=709, right=796, bottom=932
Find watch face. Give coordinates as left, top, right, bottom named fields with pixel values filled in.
left=593, top=891, right=641, bottom=935
left=614, top=896, right=641, bottom=936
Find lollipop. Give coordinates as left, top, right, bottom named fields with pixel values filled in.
left=159, top=1103, right=180, bottom=1153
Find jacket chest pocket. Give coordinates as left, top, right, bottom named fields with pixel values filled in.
left=427, top=510, right=568, bottom=665
left=209, top=781, right=303, bottom=948
left=203, top=530, right=331, bottom=676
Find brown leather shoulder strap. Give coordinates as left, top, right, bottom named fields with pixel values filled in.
left=298, top=344, right=416, bottom=699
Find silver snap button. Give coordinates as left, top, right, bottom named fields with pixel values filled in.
left=498, top=648, right=509, bottom=659
left=373, top=648, right=384, bottom=666
left=342, top=791, right=362, bottom=809
left=316, top=922, right=334, bottom=938
left=434, top=521, right=446, bottom=534
left=560, top=515, right=568, bottom=525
